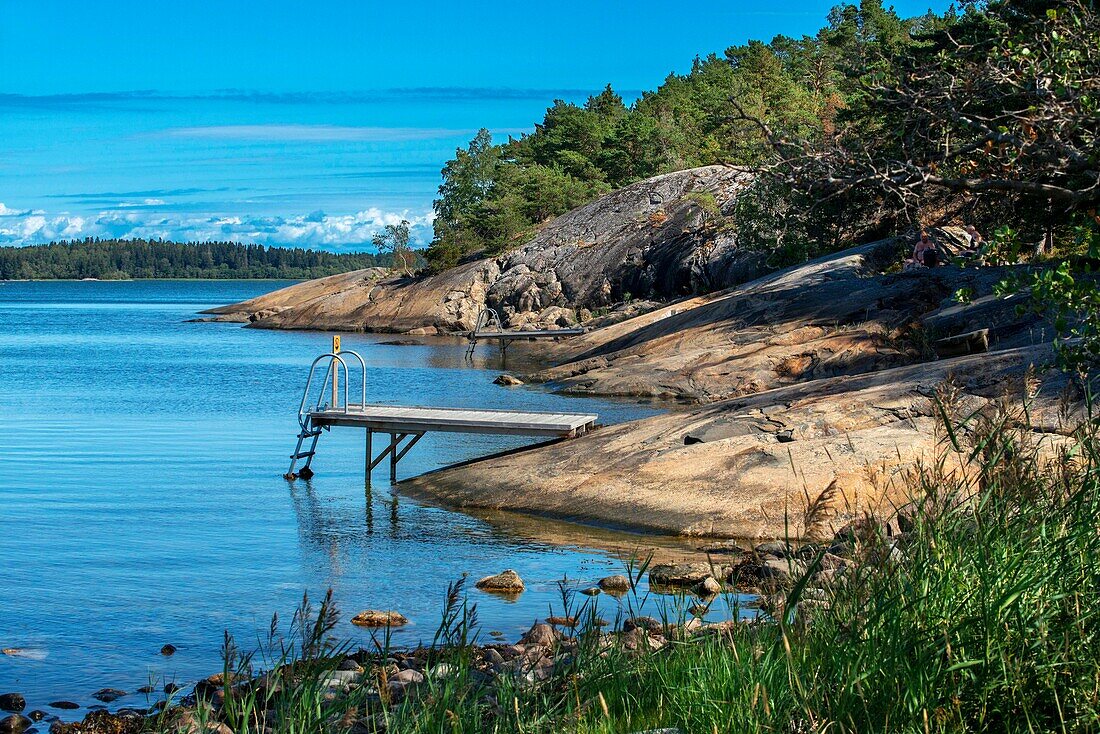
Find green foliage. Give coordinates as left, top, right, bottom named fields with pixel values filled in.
left=732, top=177, right=840, bottom=268
left=372, top=220, right=415, bottom=276
left=427, top=0, right=930, bottom=272
left=994, top=217, right=1100, bottom=370
left=682, top=191, right=720, bottom=220
left=0, top=238, right=398, bottom=280
left=426, top=127, right=609, bottom=272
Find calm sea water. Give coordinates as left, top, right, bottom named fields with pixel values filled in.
left=0, top=280, right=732, bottom=715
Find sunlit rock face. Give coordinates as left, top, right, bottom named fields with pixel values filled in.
left=203, top=166, right=759, bottom=334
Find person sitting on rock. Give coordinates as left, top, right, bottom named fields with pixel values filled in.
left=910, top=230, right=940, bottom=267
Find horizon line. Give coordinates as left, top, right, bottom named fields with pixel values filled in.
left=0, top=86, right=647, bottom=107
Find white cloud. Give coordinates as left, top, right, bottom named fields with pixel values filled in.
left=0, top=202, right=31, bottom=216
left=0, top=203, right=434, bottom=249
left=114, top=198, right=168, bottom=208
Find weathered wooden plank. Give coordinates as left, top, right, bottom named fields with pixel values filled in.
left=471, top=328, right=586, bottom=340
left=310, top=403, right=597, bottom=438
left=343, top=404, right=590, bottom=421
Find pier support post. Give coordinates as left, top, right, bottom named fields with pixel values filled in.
left=365, top=429, right=372, bottom=488
left=389, top=433, right=400, bottom=482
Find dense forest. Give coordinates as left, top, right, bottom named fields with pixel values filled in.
left=427, top=0, right=1098, bottom=273
left=426, top=0, right=941, bottom=270
left=0, top=238, right=396, bottom=280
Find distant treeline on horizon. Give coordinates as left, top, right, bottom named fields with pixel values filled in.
left=0, top=238, right=402, bottom=280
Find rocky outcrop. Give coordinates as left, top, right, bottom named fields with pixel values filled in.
left=404, top=344, right=1077, bottom=540
left=484, top=165, right=754, bottom=328
left=200, top=169, right=1075, bottom=542
left=203, top=166, right=759, bottom=334
left=526, top=239, right=1043, bottom=401
left=199, top=260, right=499, bottom=335
left=399, top=238, right=1076, bottom=539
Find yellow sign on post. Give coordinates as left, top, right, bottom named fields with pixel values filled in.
left=331, top=335, right=341, bottom=407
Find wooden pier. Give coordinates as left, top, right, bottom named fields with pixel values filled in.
left=285, top=340, right=597, bottom=484
left=465, top=307, right=585, bottom=359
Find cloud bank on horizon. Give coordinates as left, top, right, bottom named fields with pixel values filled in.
left=0, top=201, right=435, bottom=250
left=0, top=91, right=510, bottom=251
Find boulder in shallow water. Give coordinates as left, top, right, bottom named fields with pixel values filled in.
left=475, top=569, right=525, bottom=593
left=696, top=576, right=722, bottom=596
left=350, top=610, right=409, bottom=628
left=0, top=696, right=24, bottom=714
left=90, top=689, right=126, bottom=703
left=597, top=574, right=631, bottom=593
left=697, top=540, right=748, bottom=556
left=160, top=644, right=176, bottom=656
left=0, top=714, right=31, bottom=734
left=648, top=562, right=714, bottom=587
left=493, top=374, right=524, bottom=386
left=731, top=557, right=804, bottom=586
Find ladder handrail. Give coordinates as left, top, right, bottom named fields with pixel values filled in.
left=340, top=349, right=367, bottom=407
left=471, top=307, right=502, bottom=338
left=297, top=350, right=367, bottom=428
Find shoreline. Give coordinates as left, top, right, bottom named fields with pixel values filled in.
left=2, top=542, right=771, bottom=724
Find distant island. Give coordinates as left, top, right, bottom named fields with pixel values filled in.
left=0, top=238, right=404, bottom=280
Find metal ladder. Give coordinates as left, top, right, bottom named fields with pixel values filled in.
left=465, top=306, right=502, bottom=360
left=284, top=346, right=366, bottom=480
left=284, top=418, right=324, bottom=480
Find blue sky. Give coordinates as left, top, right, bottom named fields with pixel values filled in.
left=0, top=0, right=948, bottom=250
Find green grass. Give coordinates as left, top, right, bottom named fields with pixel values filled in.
left=145, top=380, right=1100, bottom=734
